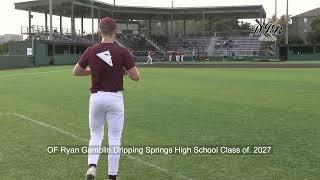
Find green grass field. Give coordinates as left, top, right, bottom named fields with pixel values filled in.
left=0, top=66, right=319, bottom=180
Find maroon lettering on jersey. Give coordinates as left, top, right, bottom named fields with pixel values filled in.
left=78, top=43, right=136, bottom=93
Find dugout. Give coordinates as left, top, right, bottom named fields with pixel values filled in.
left=278, top=44, right=320, bottom=61
left=6, top=40, right=89, bottom=66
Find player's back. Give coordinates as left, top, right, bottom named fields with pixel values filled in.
left=78, top=42, right=135, bottom=93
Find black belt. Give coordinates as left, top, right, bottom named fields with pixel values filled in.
left=91, top=90, right=121, bottom=94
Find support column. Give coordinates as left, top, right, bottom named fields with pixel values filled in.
left=275, top=0, right=277, bottom=18
left=285, top=0, right=289, bottom=45
left=171, top=14, right=174, bottom=36
left=260, top=6, right=263, bottom=23
left=60, top=16, right=63, bottom=34
left=209, top=17, right=212, bottom=33
left=183, top=18, right=186, bottom=36
left=81, top=17, right=84, bottom=37
left=149, top=19, right=152, bottom=36
left=98, top=9, right=101, bottom=42
left=45, top=13, right=48, bottom=33
left=28, top=10, right=32, bottom=40
left=49, top=0, right=53, bottom=40
left=202, top=11, right=205, bottom=38
left=98, top=9, right=101, bottom=26
left=165, top=18, right=168, bottom=37
left=91, top=1, right=94, bottom=43
left=71, top=1, right=75, bottom=40
left=68, top=44, right=71, bottom=54
left=74, top=45, right=77, bottom=54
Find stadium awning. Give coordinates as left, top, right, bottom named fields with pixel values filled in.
left=15, top=0, right=266, bottom=20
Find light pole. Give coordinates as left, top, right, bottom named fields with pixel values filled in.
left=275, top=0, right=277, bottom=18
left=285, top=0, right=289, bottom=44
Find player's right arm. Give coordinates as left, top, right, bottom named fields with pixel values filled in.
left=123, top=48, right=140, bottom=81
left=126, top=67, right=140, bottom=81
left=73, top=63, right=91, bottom=76
left=73, top=48, right=92, bottom=76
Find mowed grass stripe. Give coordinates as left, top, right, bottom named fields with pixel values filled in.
left=0, top=112, right=192, bottom=180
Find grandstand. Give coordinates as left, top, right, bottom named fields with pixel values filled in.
left=12, top=0, right=267, bottom=63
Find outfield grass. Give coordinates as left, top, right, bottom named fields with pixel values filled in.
left=0, top=66, right=319, bottom=179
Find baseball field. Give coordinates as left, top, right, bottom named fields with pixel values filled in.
left=0, top=64, right=319, bottom=179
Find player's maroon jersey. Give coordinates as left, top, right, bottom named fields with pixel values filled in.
left=78, top=43, right=135, bottom=93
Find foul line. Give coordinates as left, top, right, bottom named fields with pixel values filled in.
left=2, top=112, right=192, bottom=180
left=0, top=70, right=70, bottom=78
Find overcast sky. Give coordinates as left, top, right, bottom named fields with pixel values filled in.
left=0, top=0, right=319, bottom=35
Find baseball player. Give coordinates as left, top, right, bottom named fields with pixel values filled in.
left=175, top=50, right=180, bottom=62
left=168, top=49, right=173, bottom=62
left=180, top=50, right=184, bottom=61
left=73, top=17, right=140, bottom=180
left=146, top=50, right=153, bottom=64
left=192, top=48, right=196, bottom=61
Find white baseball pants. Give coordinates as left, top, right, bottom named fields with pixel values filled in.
left=147, top=55, right=152, bottom=63
left=176, top=55, right=180, bottom=62
left=87, top=91, right=124, bottom=176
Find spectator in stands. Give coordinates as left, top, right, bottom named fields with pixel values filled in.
left=192, top=48, right=196, bottom=61
left=145, top=50, right=153, bottom=64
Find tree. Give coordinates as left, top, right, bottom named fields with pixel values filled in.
left=0, top=42, right=9, bottom=55
left=306, top=17, right=320, bottom=44
left=277, top=31, right=305, bottom=45
left=212, top=18, right=239, bottom=31
left=238, top=21, right=251, bottom=30
left=276, top=14, right=305, bottom=45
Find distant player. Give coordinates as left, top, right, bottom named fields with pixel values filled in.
left=168, top=49, right=173, bottom=62
left=129, top=49, right=136, bottom=62
left=172, top=50, right=176, bottom=61
left=192, top=48, right=196, bottom=61
left=175, top=50, right=180, bottom=62
left=204, top=52, right=209, bottom=61
left=146, top=50, right=153, bottom=64
left=73, top=17, right=140, bottom=180
left=180, top=50, right=184, bottom=61
left=223, top=49, right=228, bottom=61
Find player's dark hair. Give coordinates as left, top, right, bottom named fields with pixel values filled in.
left=99, top=23, right=115, bottom=36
